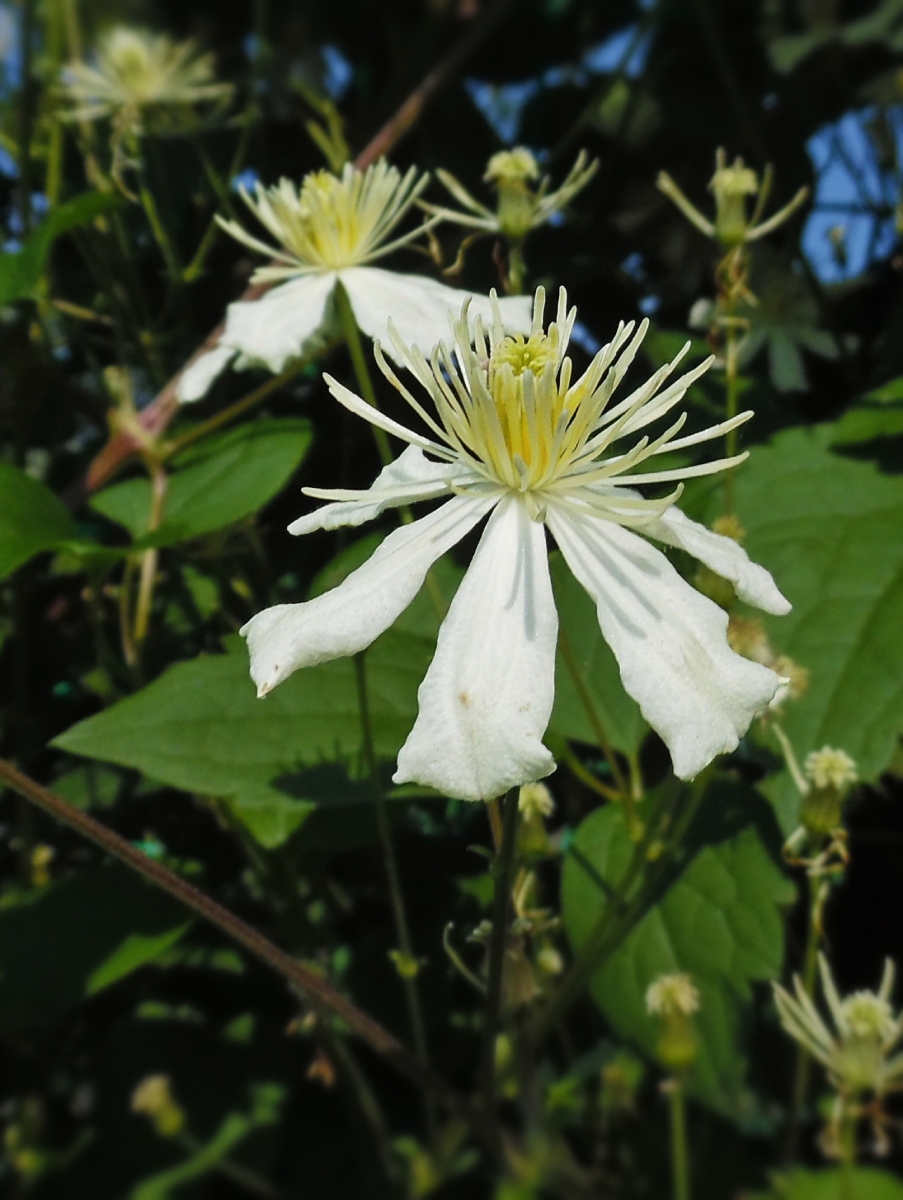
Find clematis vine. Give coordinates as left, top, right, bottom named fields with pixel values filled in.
left=241, top=287, right=790, bottom=801
left=178, top=161, right=531, bottom=402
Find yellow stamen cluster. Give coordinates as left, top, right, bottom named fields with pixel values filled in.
left=376, top=286, right=727, bottom=523
left=218, top=161, right=433, bottom=280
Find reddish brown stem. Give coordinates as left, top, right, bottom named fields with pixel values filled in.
left=0, top=756, right=481, bottom=1130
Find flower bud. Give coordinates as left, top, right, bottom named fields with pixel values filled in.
left=485, top=148, right=541, bottom=242
left=131, top=1075, right=185, bottom=1138
left=646, top=973, right=701, bottom=1072
left=709, top=150, right=760, bottom=247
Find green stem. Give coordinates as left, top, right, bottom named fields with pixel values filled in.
left=786, top=877, right=821, bottom=1162
left=479, top=787, right=520, bottom=1135
left=335, top=283, right=393, bottom=467
left=353, top=654, right=434, bottom=1139
left=0, top=757, right=478, bottom=1124
left=137, top=157, right=182, bottom=284
left=670, top=1081, right=691, bottom=1200
left=132, top=459, right=168, bottom=649
left=166, top=357, right=318, bottom=458
left=507, top=241, right=525, bottom=294
left=840, top=1107, right=857, bottom=1200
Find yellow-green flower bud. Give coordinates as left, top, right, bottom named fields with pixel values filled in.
left=646, top=972, right=701, bottom=1072
left=485, top=148, right=541, bottom=242
left=709, top=150, right=759, bottom=248
left=800, top=786, right=844, bottom=838
left=131, top=1074, right=186, bottom=1138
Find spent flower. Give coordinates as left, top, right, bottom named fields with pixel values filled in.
left=239, top=287, right=790, bottom=800
left=805, top=746, right=858, bottom=793
left=179, top=161, right=531, bottom=401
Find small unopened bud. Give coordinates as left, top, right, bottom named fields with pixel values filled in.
left=519, top=781, right=554, bottom=820
left=485, top=148, right=540, bottom=242
left=646, top=973, right=701, bottom=1072
left=30, top=844, right=55, bottom=887
left=388, top=949, right=421, bottom=980
left=504, top=942, right=539, bottom=1008
left=131, top=1075, right=185, bottom=1138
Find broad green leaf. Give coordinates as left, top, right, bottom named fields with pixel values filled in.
left=562, top=781, right=794, bottom=1115
left=0, top=463, right=78, bottom=581
left=749, top=1169, right=903, bottom=1200
left=0, top=191, right=121, bottom=305
left=548, top=551, right=647, bottom=757
left=0, top=865, right=188, bottom=1030
left=54, top=558, right=457, bottom=847
left=90, top=418, right=312, bottom=545
left=733, top=423, right=903, bottom=831
left=52, top=763, right=122, bottom=810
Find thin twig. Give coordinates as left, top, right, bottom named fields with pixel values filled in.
left=0, top=757, right=480, bottom=1128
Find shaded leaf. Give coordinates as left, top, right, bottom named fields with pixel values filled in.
left=54, top=558, right=459, bottom=847
left=0, top=866, right=188, bottom=1030
left=749, top=1168, right=903, bottom=1200
left=733, top=423, right=903, bottom=830
left=548, top=551, right=647, bottom=757
left=90, top=419, right=313, bottom=545
left=0, top=191, right=121, bottom=305
left=0, top=463, right=78, bottom=582
left=561, top=780, right=794, bottom=1115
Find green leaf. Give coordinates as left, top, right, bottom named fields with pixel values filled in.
left=733, top=423, right=903, bottom=831
left=90, top=418, right=313, bottom=545
left=53, top=557, right=458, bottom=847
left=0, top=865, right=188, bottom=1030
left=548, top=551, right=647, bottom=756
left=0, top=463, right=78, bottom=582
left=0, top=191, right=121, bottom=306
left=749, top=1168, right=903, bottom=1200
left=561, top=780, right=795, bottom=1115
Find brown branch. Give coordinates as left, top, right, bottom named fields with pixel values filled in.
left=77, top=0, right=516, bottom=500
left=0, top=757, right=480, bottom=1129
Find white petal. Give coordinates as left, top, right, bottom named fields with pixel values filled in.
left=394, top=496, right=558, bottom=802
left=546, top=505, right=782, bottom=780
left=341, top=266, right=531, bottom=360
left=646, top=506, right=791, bottom=615
left=220, top=272, right=337, bottom=373
left=241, top=493, right=495, bottom=696
left=177, top=345, right=236, bottom=403
left=288, top=445, right=474, bottom=535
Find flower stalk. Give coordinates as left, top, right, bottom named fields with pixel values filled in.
left=480, top=786, right=521, bottom=1134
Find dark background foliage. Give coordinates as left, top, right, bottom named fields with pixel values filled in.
left=1, top=0, right=903, bottom=1196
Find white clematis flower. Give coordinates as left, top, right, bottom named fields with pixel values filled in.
left=178, top=161, right=531, bottom=402
left=241, top=288, right=790, bottom=801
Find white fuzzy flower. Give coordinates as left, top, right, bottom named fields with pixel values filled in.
left=178, top=161, right=531, bottom=402
left=240, top=287, right=790, bottom=801
left=60, top=26, right=232, bottom=133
